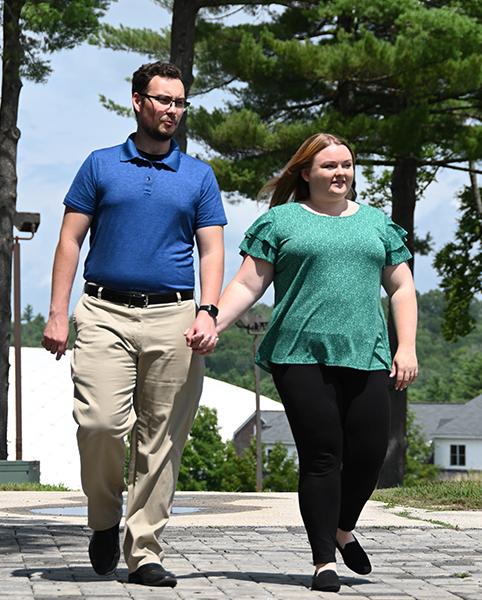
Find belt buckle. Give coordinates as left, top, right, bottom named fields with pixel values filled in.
left=128, top=292, right=148, bottom=308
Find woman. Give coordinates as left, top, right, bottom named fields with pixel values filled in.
left=186, top=133, right=418, bottom=592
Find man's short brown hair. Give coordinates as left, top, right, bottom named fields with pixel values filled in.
left=132, top=62, right=183, bottom=95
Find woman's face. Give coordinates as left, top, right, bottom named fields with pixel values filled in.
left=301, top=144, right=354, bottom=201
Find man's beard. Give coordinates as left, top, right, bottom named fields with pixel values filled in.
left=143, top=121, right=177, bottom=142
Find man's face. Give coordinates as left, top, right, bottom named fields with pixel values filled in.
left=132, top=76, right=186, bottom=142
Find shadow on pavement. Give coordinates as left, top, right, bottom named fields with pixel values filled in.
left=11, top=566, right=370, bottom=588
left=12, top=567, right=115, bottom=583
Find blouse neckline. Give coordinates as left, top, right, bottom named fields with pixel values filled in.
left=297, top=201, right=361, bottom=219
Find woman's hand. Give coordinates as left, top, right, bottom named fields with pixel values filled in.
left=184, top=311, right=219, bottom=355
left=389, top=347, right=418, bottom=391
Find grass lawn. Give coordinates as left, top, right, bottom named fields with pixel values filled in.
left=372, top=480, right=482, bottom=511
left=0, top=482, right=70, bottom=491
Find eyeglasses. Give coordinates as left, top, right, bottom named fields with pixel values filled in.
left=138, top=93, right=190, bottom=110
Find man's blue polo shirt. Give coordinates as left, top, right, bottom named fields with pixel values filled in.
left=64, top=135, right=227, bottom=292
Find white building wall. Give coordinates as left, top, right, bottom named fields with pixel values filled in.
left=8, top=348, right=282, bottom=490
left=265, top=443, right=298, bottom=463
left=434, top=438, right=482, bottom=471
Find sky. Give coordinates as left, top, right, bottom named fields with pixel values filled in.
left=13, top=0, right=465, bottom=318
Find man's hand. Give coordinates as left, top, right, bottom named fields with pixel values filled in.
left=42, top=208, right=90, bottom=360
left=42, top=313, right=70, bottom=360
left=184, top=311, right=219, bottom=355
left=389, top=347, right=418, bottom=391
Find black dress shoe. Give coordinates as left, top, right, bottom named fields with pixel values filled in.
left=88, top=522, right=120, bottom=575
left=336, top=535, right=372, bottom=575
left=311, top=569, right=340, bottom=592
left=128, top=563, right=177, bottom=587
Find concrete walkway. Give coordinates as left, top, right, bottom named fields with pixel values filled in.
left=0, top=492, right=480, bottom=599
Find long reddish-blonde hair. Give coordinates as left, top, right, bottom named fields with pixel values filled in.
left=259, top=133, right=356, bottom=208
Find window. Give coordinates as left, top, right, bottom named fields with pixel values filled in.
left=450, top=444, right=466, bottom=466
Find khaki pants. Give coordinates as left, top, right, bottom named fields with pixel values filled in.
left=71, top=293, right=203, bottom=572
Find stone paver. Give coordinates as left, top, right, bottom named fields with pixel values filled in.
left=0, top=493, right=481, bottom=599
left=0, top=523, right=481, bottom=599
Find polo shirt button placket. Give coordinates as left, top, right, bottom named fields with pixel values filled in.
left=144, top=170, right=153, bottom=196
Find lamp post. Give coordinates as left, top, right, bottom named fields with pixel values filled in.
left=236, top=313, right=268, bottom=492
left=12, top=211, right=40, bottom=460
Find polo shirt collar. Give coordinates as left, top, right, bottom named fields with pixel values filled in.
left=120, top=133, right=181, bottom=171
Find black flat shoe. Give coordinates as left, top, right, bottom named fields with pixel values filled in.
left=128, top=563, right=177, bottom=587
left=88, top=522, right=120, bottom=575
left=336, top=535, right=372, bottom=575
left=311, top=569, right=340, bottom=592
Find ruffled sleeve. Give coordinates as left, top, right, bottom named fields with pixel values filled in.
left=384, top=216, right=412, bottom=265
left=239, top=210, right=278, bottom=264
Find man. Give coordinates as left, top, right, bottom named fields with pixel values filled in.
left=42, top=62, right=226, bottom=587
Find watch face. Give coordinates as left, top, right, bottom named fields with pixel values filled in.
left=200, top=304, right=219, bottom=317
left=207, top=304, right=219, bottom=317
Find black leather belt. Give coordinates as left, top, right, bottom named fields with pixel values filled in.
left=84, top=283, right=194, bottom=308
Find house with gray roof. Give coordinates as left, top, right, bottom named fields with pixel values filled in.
left=431, top=394, right=482, bottom=474
left=233, top=410, right=296, bottom=461
left=409, top=403, right=462, bottom=441
left=235, top=395, right=482, bottom=476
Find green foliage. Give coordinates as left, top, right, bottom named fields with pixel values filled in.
left=410, top=291, right=482, bottom=403
left=218, top=440, right=252, bottom=492
left=404, top=409, right=438, bottom=487
left=264, top=441, right=298, bottom=492
left=176, top=408, right=298, bottom=492
left=98, top=94, right=133, bottom=119
left=228, top=437, right=258, bottom=492
left=434, top=187, right=482, bottom=342
left=177, top=406, right=226, bottom=491
left=20, top=305, right=45, bottom=347
left=90, top=23, right=169, bottom=59
left=448, top=350, right=482, bottom=402
left=0, top=481, right=70, bottom=491
left=19, top=0, right=114, bottom=81
left=188, top=1, right=482, bottom=199
left=372, top=479, right=482, bottom=510
left=13, top=304, right=75, bottom=348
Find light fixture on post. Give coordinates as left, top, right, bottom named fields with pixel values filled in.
left=236, top=313, right=269, bottom=492
left=12, top=211, right=40, bottom=460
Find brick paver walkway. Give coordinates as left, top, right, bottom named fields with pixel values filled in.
left=1, top=522, right=481, bottom=599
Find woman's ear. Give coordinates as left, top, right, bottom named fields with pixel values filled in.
left=301, top=167, right=310, bottom=183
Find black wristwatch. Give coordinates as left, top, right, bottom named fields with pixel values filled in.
left=198, top=304, right=219, bottom=318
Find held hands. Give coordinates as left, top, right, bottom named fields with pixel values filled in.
left=184, top=311, right=219, bottom=355
left=42, top=313, right=70, bottom=361
left=389, top=346, right=418, bottom=391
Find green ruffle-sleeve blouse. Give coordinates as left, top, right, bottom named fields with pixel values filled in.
left=239, top=202, right=412, bottom=373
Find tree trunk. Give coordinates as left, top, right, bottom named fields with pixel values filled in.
left=468, top=161, right=481, bottom=215
left=378, top=157, right=417, bottom=488
left=170, top=0, right=200, bottom=153
left=0, top=0, right=24, bottom=460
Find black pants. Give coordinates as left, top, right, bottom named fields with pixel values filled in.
left=271, top=364, right=390, bottom=564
